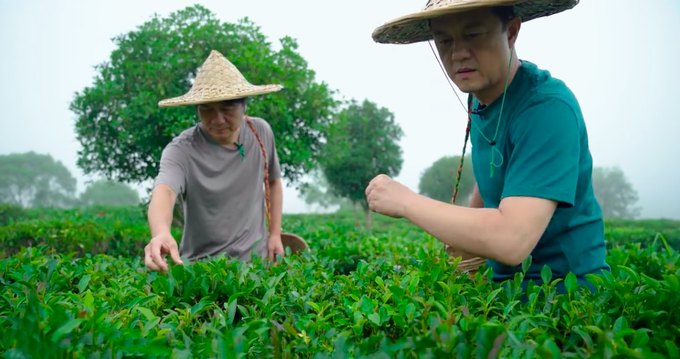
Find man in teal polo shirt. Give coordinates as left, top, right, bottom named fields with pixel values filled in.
left=364, top=0, right=610, bottom=293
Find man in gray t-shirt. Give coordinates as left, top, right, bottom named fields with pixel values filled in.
left=144, top=50, right=286, bottom=272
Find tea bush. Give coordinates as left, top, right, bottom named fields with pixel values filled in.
left=0, top=206, right=678, bottom=358
left=0, top=203, right=25, bottom=226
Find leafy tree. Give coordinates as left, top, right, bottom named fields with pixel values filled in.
left=79, top=179, right=140, bottom=207
left=320, top=99, right=404, bottom=229
left=592, top=165, right=642, bottom=219
left=70, top=5, right=339, bottom=191
left=418, top=154, right=476, bottom=206
left=299, top=169, right=354, bottom=212
left=0, top=152, right=77, bottom=208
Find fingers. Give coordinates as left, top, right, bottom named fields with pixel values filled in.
left=166, top=241, right=184, bottom=265
left=275, top=247, right=285, bottom=262
left=368, top=198, right=377, bottom=212
left=275, top=245, right=285, bottom=265
left=169, top=248, right=183, bottom=265
left=268, top=243, right=285, bottom=266
left=144, top=244, right=162, bottom=271
left=149, top=240, right=168, bottom=271
left=145, top=234, right=185, bottom=272
left=365, top=180, right=377, bottom=197
left=365, top=180, right=373, bottom=197
left=365, top=174, right=389, bottom=197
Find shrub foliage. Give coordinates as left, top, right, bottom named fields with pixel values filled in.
left=0, top=207, right=678, bottom=358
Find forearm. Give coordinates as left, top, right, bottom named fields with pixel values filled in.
left=268, top=178, right=283, bottom=236
left=404, top=192, right=518, bottom=265
left=147, top=185, right=176, bottom=237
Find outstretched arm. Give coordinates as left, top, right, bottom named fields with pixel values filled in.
left=403, top=194, right=557, bottom=266
left=148, top=184, right=177, bottom=238
left=368, top=98, right=581, bottom=266
left=145, top=144, right=187, bottom=271
left=148, top=144, right=186, bottom=237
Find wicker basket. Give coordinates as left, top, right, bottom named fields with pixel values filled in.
left=281, top=233, right=310, bottom=254
left=445, top=244, right=486, bottom=279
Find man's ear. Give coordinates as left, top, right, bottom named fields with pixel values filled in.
left=507, top=17, right=521, bottom=49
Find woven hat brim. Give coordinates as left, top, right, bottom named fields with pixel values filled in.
left=158, top=84, right=283, bottom=107
left=371, top=0, right=579, bottom=45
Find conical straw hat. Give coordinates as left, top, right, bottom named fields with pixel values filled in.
left=371, top=0, right=579, bottom=45
left=158, top=50, right=283, bottom=107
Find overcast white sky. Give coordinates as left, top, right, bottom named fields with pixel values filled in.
left=1, top=0, right=679, bottom=219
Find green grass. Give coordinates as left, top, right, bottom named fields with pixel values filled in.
left=0, top=205, right=679, bottom=358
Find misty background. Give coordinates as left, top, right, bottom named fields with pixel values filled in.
left=1, top=0, right=678, bottom=219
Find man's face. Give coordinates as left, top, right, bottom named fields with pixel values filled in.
left=197, top=99, right=246, bottom=143
left=430, top=8, right=520, bottom=96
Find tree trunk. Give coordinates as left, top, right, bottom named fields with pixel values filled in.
left=352, top=202, right=361, bottom=228
left=365, top=208, right=373, bottom=230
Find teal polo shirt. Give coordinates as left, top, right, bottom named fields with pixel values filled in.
left=469, top=60, right=610, bottom=294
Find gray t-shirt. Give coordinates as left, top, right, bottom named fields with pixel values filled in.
left=153, top=116, right=281, bottom=262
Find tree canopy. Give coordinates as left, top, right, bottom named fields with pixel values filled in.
left=418, top=154, right=475, bottom=206
left=299, top=168, right=354, bottom=212
left=70, top=5, right=339, bottom=190
left=79, top=180, right=140, bottom=207
left=320, top=99, right=404, bottom=226
left=0, top=152, right=77, bottom=209
left=592, top=165, right=642, bottom=219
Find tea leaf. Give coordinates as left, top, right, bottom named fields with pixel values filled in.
left=565, top=272, right=577, bottom=295
left=666, top=340, right=680, bottom=359
left=368, top=313, right=380, bottom=326
left=77, top=274, right=91, bottom=293
left=51, top=318, right=83, bottom=342
left=541, top=265, right=552, bottom=284
left=136, top=307, right=156, bottom=321
left=522, top=255, right=532, bottom=274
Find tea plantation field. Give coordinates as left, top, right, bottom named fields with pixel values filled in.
left=1, top=205, right=679, bottom=358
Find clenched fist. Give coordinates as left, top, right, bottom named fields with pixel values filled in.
left=365, top=174, right=416, bottom=218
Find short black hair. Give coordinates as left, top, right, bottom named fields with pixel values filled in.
left=195, top=97, right=249, bottom=110
left=218, top=97, right=249, bottom=106
left=490, top=6, right=517, bottom=30
left=227, top=97, right=248, bottom=105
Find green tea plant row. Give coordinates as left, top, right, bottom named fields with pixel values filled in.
left=0, top=229, right=678, bottom=356
left=1, top=240, right=678, bottom=357
left=0, top=206, right=679, bottom=358
left=1, top=206, right=678, bottom=260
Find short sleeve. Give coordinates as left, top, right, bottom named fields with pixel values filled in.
left=264, top=121, right=282, bottom=182
left=154, top=143, right=187, bottom=197
left=501, top=97, right=581, bottom=208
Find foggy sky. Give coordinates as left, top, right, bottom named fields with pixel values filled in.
left=1, top=0, right=678, bottom=219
